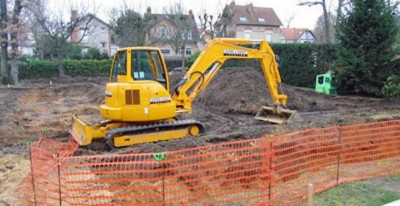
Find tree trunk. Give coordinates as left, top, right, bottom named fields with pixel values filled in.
left=335, top=0, right=344, bottom=43
left=1, top=0, right=8, bottom=84
left=0, top=42, right=7, bottom=84
left=181, top=46, right=186, bottom=68
left=10, top=57, right=18, bottom=84
left=322, top=0, right=331, bottom=43
left=10, top=0, right=22, bottom=85
left=57, top=54, right=65, bottom=77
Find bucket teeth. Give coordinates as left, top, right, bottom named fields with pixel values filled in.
left=254, top=106, right=299, bottom=124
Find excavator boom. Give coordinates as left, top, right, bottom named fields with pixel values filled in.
left=172, top=38, right=295, bottom=123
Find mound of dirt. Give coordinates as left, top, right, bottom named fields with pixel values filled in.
left=192, top=66, right=387, bottom=114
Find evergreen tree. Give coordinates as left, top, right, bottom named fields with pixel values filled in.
left=111, top=9, right=148, bottom=47
left=335, top=0, right=399, bottom=96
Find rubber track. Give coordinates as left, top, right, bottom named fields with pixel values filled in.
left=104, top=119, right=205, bottom=149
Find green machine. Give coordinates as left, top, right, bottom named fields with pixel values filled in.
left=315, top=71, right=336, bottom=95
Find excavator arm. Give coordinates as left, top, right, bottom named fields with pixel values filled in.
left=172, top=38, right=295, bottom=123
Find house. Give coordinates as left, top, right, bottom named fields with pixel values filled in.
left=218, top=1, right=282, bottom=42
left=71, top=10, right=118, bottom=56
left=280, top=28, right=316, bottom=43
left=144, top=8, right=200, bottom=57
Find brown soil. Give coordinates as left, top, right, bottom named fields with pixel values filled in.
left=1, top=67, right=400, bottom=205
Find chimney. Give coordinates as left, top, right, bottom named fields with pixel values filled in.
left=71, top=10, right=79, bottom=43
left=230, top=1, right=235, bottom=7
left=188, top=10, right=193, bottom=19
left=247, top=3, right=254, bottom=15
left=146, top=7, right=151, bottom=15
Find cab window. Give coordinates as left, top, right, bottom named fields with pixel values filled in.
left=111, top=51, right=127, bottom=82
left=131, top=50, right=167, bottom=87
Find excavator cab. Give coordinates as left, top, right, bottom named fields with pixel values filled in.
left=100, top=48, right=176, bottom=122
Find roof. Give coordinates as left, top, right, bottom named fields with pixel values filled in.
left=86, top=13, right=110, bottom=27
left=280, top=28, right=314, bottom=41
left=226, top=2, right=282, bottom=26
left=146, top=13, right=200, bottom=42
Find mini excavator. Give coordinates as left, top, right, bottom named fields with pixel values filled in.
left=71, top=38, right=296, bottom=148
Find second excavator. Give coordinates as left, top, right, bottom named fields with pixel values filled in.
left=71, top=38, right=296, bottom=148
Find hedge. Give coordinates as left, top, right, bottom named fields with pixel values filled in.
left=18, top=44, right=338, bottom=88
left=221, top=43, right=338, bottom=88
left=19, top=59, right=112, bottom=79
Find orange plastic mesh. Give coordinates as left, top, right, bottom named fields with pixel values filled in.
left=18, top=120, right=400, bottom=205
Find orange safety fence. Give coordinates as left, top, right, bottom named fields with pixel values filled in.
left=16, top=119, right=400, bottom=205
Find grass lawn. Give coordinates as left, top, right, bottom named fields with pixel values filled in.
left=310, top=176, right=400, bottom=206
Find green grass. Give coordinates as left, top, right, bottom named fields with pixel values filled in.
left=369, top=112, right=400, bottom=120
left=311, top=177, right=400, bottom=206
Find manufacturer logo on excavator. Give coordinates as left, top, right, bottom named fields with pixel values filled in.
left=150, top=97, right=171, bottom=104
left=223, top=49, right=248, bottom=57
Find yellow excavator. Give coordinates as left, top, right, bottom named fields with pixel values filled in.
left=71, top=38, right=296, bottom=148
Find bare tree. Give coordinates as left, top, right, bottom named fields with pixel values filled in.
left=284, top=13, right=296, bottom=28
left=161, top=3, right=194, bottom=68
left=0, top=0, right=28, bottom=85
left=314, top=13, right=336, bottom=43
left=299, top=0, right=332, bottom=43
left=299, top=0, right=348, bottom=43
left=10, top=0, right=24, bottom=85
left=27, top=0, right=94, bottom=77
left=0, top=0, right=8, bottom=83
left=198, top=12, right=229, bottom=40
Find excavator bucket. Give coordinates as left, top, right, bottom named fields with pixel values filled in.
left=255, top=106, right=299, bottom=124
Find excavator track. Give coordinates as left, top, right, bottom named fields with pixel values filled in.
left=104, top=119, right=205, bottom=149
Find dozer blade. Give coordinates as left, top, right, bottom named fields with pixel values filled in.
left=255, top=106, right=298, bottom=124
left=70, top=114, right=94, bottom=146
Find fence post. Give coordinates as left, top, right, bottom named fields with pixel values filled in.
left=336, top=127, right=342, bottom=185
left=162, top=162, right=166, bottom=206
left=56, top=153, right=62, bottom=206
left=28, top=140, right=38, bottom=206
left=267, top=135, right=274, bottom=206
left=308, top=183, right=314, bottom=206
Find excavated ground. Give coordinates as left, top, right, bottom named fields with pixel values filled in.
left=1, top=67, right=400, bottom=204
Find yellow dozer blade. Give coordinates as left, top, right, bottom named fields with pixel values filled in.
left=70, top=114, right=95, bottom=146
left=255, top=106, right=299, bottom=124
left=70, top=114, right=114, bottom=146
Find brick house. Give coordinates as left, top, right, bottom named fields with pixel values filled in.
left=218, top=1, right=282, bottom=42
left=280, top=28, right=316, bottom=43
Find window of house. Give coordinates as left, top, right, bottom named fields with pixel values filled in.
left=101, top=27, right=106, bottom=33
left=79, top=29, right=89, bottom=42
left=185, top=47, right=192, bottom=56
left=258, top=18, right=265, bottom=23
left=158, top=27, right=168, bottom=38
left=239, top=17, right=247, bottom=22
left=101, top=42, right=106, bottom=48
left=265, top=31, right=273, bottom=42
left=161, top=49, right=170, bottom=55
left=244, top=30, right=252, bottom=39
left=187, top=31, right=192, bottom=40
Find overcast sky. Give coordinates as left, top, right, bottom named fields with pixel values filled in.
left=52, top=0, right=342, bottom=29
